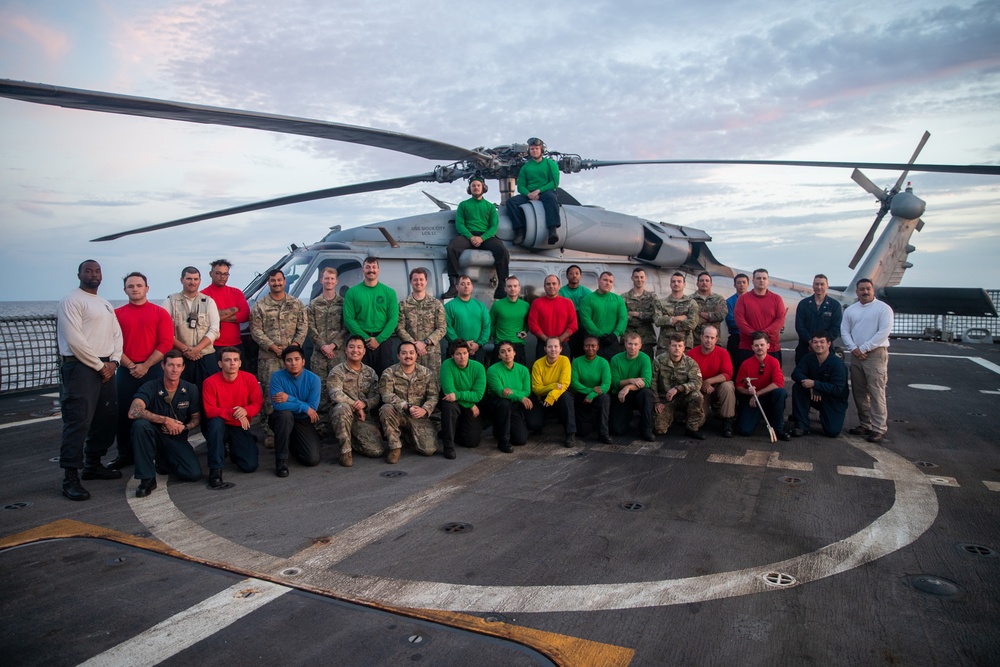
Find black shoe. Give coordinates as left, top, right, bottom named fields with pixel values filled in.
left=493, top=286, right=506, bottom=300
left=512, top=230, right=525, bottom=245
left=600, top=434, right=614, bottom=444
left=498, top=442, right=513, bottom=453
left=81, top=463, right=123, bottom=481
left=208, top=469, right=224, bottom=489
left=642, top=431, right=657, bottom=442
left=778, top=431, right=792, bottom=442
left=791, top=427, right=807, bottom=437
left=107, top=456, right=133, bottom=471
left=61, top=470, right=90, bottom=501
left=547, top=230, right=559, bottom=245
left=685, top=428, right=706, bottom=440
left=867, top=432, right=885, bottom=443
left=722, top=420, right=734, bottom=438
left=848, top=426, right=872, bottom=436
left=135, top=478, right=157, bottom=498
left=443, top=447, right=457, bottom=460
left=275, top=460, right=289, bottom=478
left=564, top=434, right=578, bottom=448
left=441, top=287, right=458, bottom=299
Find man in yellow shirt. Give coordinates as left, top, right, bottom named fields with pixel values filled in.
left=527, top=337, right=577, bottom=447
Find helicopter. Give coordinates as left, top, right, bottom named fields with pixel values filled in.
left=2, top=78, right=997, bottom=366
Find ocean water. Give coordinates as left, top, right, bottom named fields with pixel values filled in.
left=0, top=300, right=127, bottom=317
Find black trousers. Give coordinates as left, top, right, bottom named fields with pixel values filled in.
left=268, top=411, right=321, bottom=466
left=506, top=191, right=561, bottom=234
left=526, top=392, right=576, bottom=436
left=488, top=395, right=529, bottom=448
left=575, top=393, right=610, bottom=438
left=447, top=236, right=509, bottom=284
left=59, top=360, right=117, bottom=469
left=204, top=417, right=259, bottom=472
left=439, top=401, right=483, bottom=449
left=361, top=338, right=395, bottom=377
left=115, top=364, right=163, bottom=462
left=609, top=387, right=655, bottom=435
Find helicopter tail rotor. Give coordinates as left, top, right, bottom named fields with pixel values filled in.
left=847, top=132, right=930, bottom=270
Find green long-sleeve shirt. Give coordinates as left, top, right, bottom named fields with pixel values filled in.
left=571, top=355, right=612, bottom=402
left=559, top=284, right=592, bottom=308
left=516, top=158, right=560, bottom=195
left=579, top=291, right=627, bottom=338
left=486, top=362, right=531, bottom=402
left=342, top=282, right=399, bottom=343
left=610, top=352, right=653, bottom=389
left=440, top=358, right=487, bottom=408
left=455, top=197, right=499, bottom=240
left=445, top=297, right=490, bottom=346
left=490, top=298, right=530, bottom=345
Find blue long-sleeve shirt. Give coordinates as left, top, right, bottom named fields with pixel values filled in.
left=725, top=293, right=740, bottom=334
left=794, top=295, right=843, bottom=344
left=269, top=368, right=321, bottom=416
left=791, top=353, right=849, bottom=401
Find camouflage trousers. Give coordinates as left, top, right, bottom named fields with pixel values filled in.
left=257, top=353, right=284, bottom=436
left=416, top=349, right=442, bottom=378
left=330, top=403, right=385, bottom=457
left=379, top=404, right=438, bottom=456
left=309, top=349, right=345, bottom=424
left=654, top=391, right=706, bottom=433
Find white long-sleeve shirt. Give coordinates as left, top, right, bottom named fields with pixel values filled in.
left=57, top=288, right=123, bottom=371
left=841, top=299, right=894, bottom=353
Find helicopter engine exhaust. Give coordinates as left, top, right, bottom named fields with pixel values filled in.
left=510, top=200, right=710, bottom=269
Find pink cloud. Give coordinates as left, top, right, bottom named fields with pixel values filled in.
left=1, top=12, right=70, bottom=60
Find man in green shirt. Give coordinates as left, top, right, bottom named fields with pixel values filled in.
left=560, top=264, right=592, bottom=357
left=342, top=257, right=399, bottom=376
left=505, top=137, right=562, bottom=246
left=610, top=332, right=655, bottom=441
left=439, top=339, right=487, bottom=459
left=579, top=272, right=628, bottom=361
left=444, top=176, right=509, bottom=300
left=571, top=335, right=613, bottom=444
left=444, top=275, right=491, bottom=364
left=490, top=276, right=530, bottom=366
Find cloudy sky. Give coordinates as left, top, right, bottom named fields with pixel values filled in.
left=1, top=0, right=998, bottom=301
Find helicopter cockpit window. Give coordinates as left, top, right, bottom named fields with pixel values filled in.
left=306, top=259, right=363, bottom=302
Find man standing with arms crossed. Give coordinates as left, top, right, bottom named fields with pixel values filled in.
left=693, top=272, right=728, bottom=342
left=250, top=268, right=308, bottom=449
left=57, top=260, right=123, bottom=501
left=307, top=266, right=345, bottom=434
left=111, top=271, right=173, bottom=470
left=343, top=257, right=399, bottom=376
left=396, top=267, right=447, bottom=375
left=202, top=259, right=250, bottom=359
left=528, top=274, right=578, bottom=362
left=734, top=268, right=786, bottom=367
left=841, top=278, right=894, bottom=443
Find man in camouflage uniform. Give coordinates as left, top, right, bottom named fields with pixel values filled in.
left=379, top=341, right=440, bottom=462
left=328, top=335, right=383, bottom=467
left=621, top=267, right=661, bottom=360
left=250, top=269, right=308, bottom=447
left=396, top=267, right=447, bottom=375
left=656, top=272, right=700, bottom=355
left=653, top=333, right=706, bottom=439
left=692, top=272, right=727, bottom=342
left=307, top=266, right=345, bottom=432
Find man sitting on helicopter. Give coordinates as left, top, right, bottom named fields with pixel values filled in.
left=444, top=176, right=509, bottom=300
left=506, top=137, right=562, bottom=246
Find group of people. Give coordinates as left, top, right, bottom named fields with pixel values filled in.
left=55, top=241, right=893, bottom=503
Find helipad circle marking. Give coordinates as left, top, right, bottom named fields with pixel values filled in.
left=130, top=439, right=937, bottom=613
left=907, top=383, right=951, bottom=391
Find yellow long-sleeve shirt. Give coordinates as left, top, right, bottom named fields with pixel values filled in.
left=531, top=355, right=571, bottom=405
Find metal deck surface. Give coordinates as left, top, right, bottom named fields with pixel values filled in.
left=2, top=339, right=998, bottom=666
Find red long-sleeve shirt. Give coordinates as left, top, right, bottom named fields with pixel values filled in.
left=202, top=370, right=263, bottom=426
left=688, top=345, right=733, bottom=382
left=115, top=302, right=174, bottom=363
left=202, top=284, right=250, bottom=347
left=734, top=290, right=786, bottom=351
left=528, top=296, right=578, bottom=340
left=736, top=354, right=784, bottom=393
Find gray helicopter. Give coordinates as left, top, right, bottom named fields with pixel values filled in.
left=2, top=78, right=997, bottom=361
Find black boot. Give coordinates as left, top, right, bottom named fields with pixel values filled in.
left=62, top=468, right=90, bottom=501
left=81, top=459, right=123, bottom=480
left=441, top=276, right=460, bottom=300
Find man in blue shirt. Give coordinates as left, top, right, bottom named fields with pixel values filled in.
left=268, top=345, right=322, bottom=477
left=725, top=273, right=749, bottom=372
left=794, top=274, right=843, bottom=364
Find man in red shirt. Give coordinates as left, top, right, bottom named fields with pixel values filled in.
left=734, top=268, right=787, bottom=368
left=735, top=331, right=790, bottom=440
left=528, top=274, right=578, bottom=361
left=202, top=347, right=264, bottom=488
left=687, top=325, right=735, bottom=438
left=201, top=259, right=250, bottom=356
left=111, top=271, right=174, bottom=469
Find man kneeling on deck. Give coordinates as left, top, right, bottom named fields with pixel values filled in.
left=129, top=350, right=202, bottom=498
left=789, top=331, right=849, bottom=437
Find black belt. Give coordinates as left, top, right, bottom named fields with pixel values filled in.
left=61, top=355, right=111, bottom=363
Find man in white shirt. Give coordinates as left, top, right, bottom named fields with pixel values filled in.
left=841, top=278, right=894, bottom=443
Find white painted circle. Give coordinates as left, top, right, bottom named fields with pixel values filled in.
left=907, top=384, right=951, bottom=391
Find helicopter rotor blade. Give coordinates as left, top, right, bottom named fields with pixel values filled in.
left=848, top=209, right=889, bottom=270
left=0, top=79, right=484, bottom=163
left=578, top=158, right=1000, bottom=176
left=890, top=130, right=931, bottom=195
left=91, top=173, right=440, bottom=241
left=851, top=168, right=888, bottom=201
